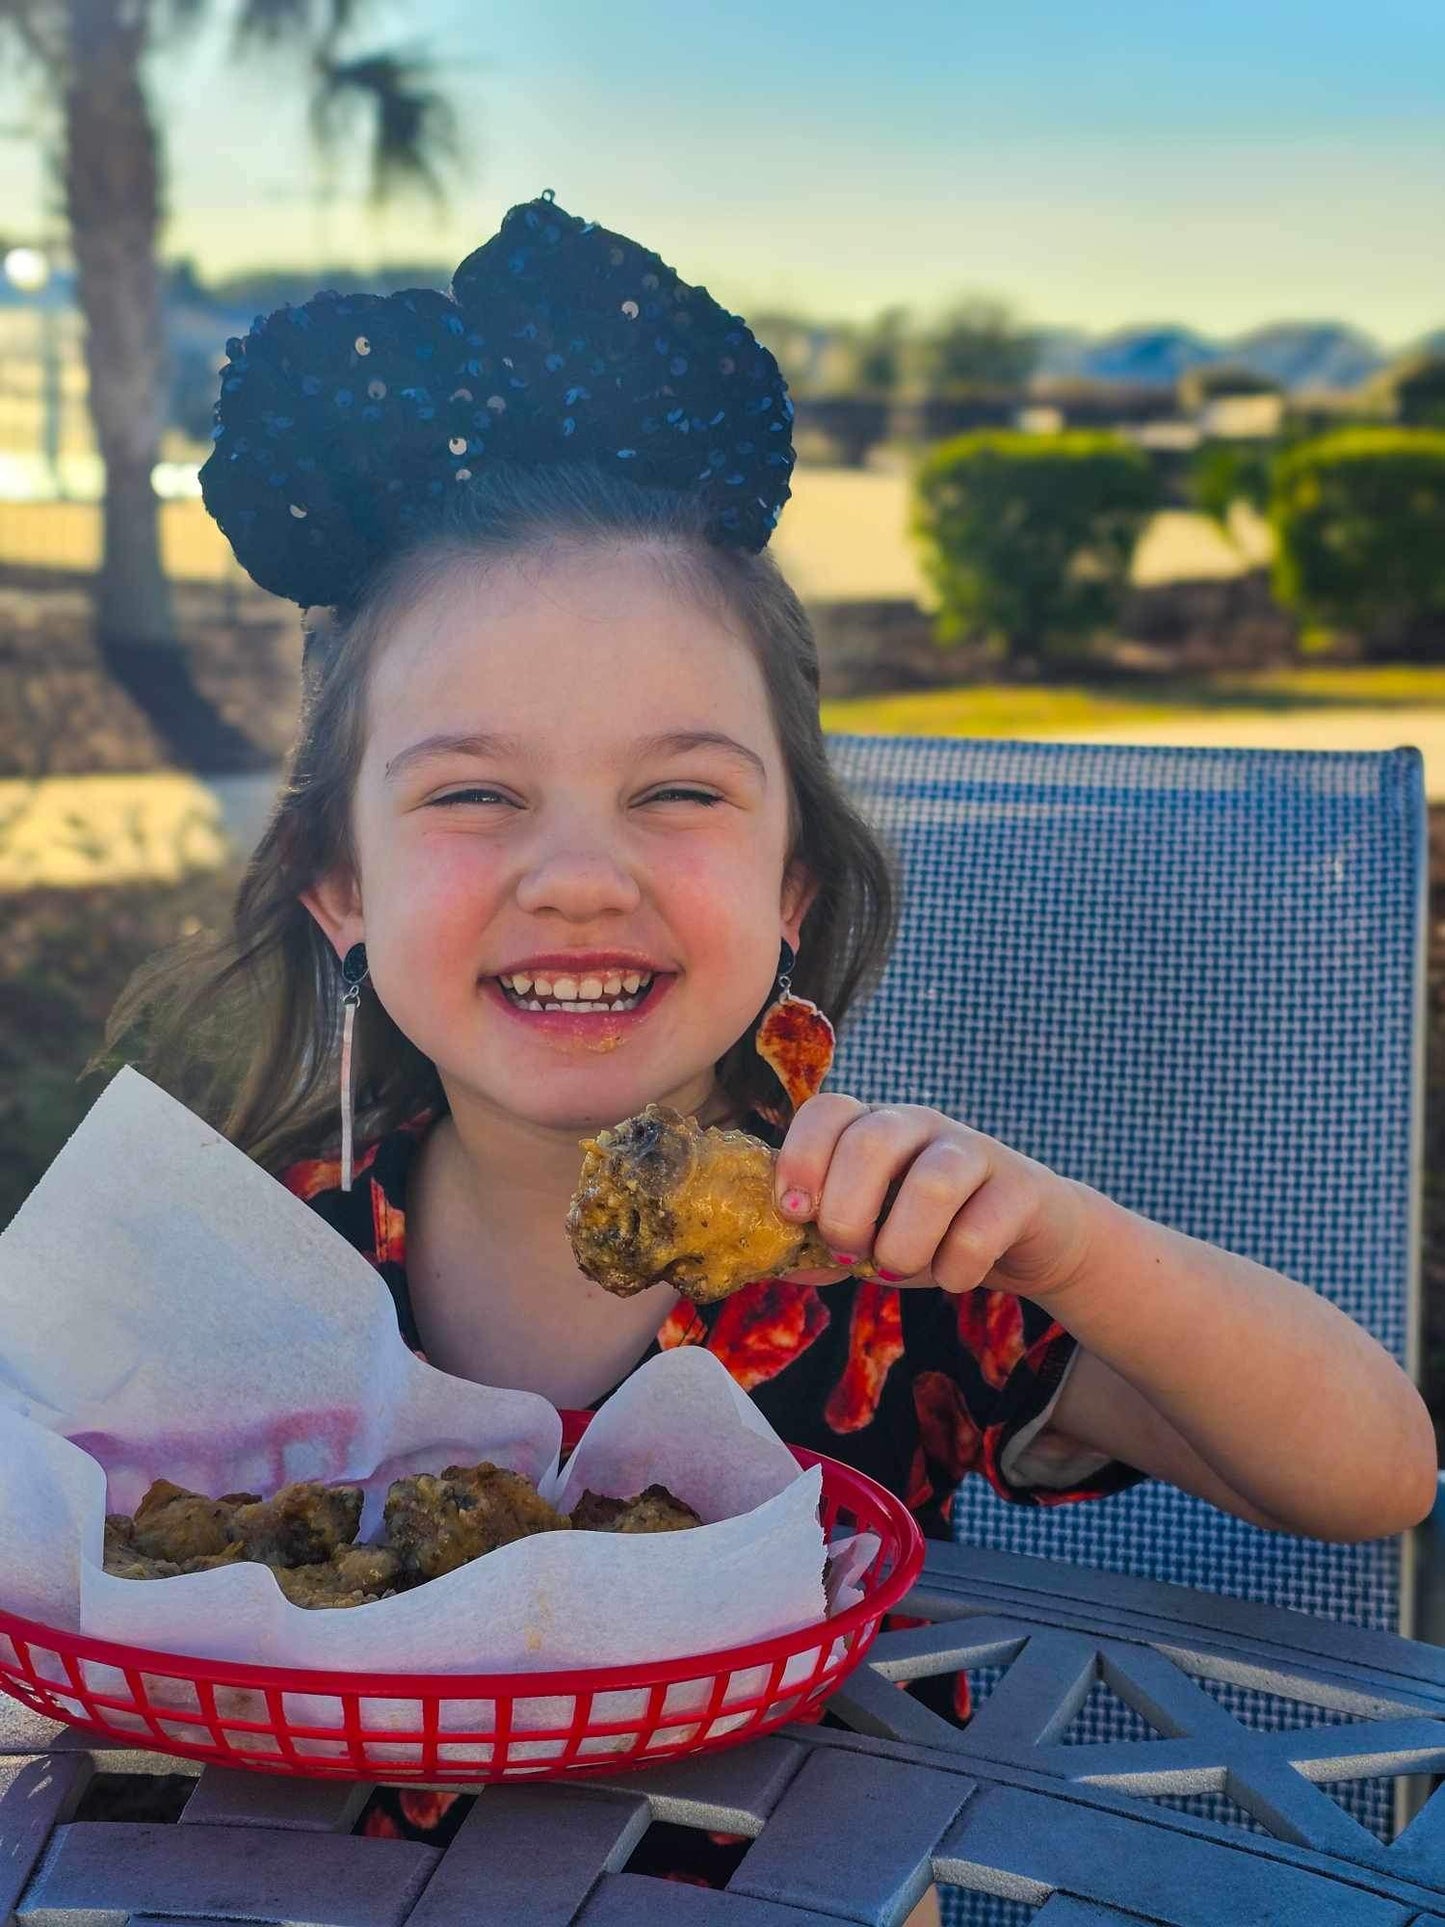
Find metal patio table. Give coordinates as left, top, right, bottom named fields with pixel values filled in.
left=4, top=1538, right=1445, bottom=1927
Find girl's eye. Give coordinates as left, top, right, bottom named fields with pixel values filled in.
left=427, top=785, right=720, bottom=808
left=429, top=787, right=515, bottom=808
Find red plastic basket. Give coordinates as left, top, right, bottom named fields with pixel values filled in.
left=0, top=1419, right=922, bottom=1785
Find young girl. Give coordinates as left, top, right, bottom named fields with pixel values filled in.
left=119, top=195, right=1434, bottom=1870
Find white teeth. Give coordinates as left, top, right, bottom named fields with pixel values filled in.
left=499, top=967, right=655, bottom=1015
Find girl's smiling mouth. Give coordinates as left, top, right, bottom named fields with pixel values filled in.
left=485, top=955, right=670, bottom=1020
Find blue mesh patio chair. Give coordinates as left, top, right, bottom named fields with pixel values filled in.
left=827, top=734, right=1428, bottom=1911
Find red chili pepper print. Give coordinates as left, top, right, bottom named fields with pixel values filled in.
left=704, top=1281, right=830, bottom=1391
left=953, top=1288, right=1026, bottom=1390
left=912, top=1369, right=983, bottom=1484
left=824, top=1283, right=904, bottom=1433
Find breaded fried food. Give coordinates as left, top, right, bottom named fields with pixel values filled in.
left=104, top=1513, right=184, bottom=1580
left=571, top=1484, right=703, bottom=1533
left=103, top=1512, right=245, bottom=1581
left=128, top=1477, right=362, bottom=1569
left=383, top=1462, right=570, bottom=1581
left=230, top=1481, right=364, bottom=1567
left=129, top=1479, right=260, bottom=1562
left=105, top=1462, right=571, bottom=1602
left=272, top=1544, right=402, bottom=1609
left=567, top=1104, right=838, bottom=1303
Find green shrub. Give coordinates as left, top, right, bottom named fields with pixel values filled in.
left=1191, top=438, right=1276, bottom=525
left=912, top=431, right=1159, bottom=660
left=1392, top=354, right=1445, bottom=429
left=1271, top=428, right=1445, bottom=656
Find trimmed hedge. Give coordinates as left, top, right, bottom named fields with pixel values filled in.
left=1271, top=428, right=1445, bottom=655
left=1191, top=438, right=1276, bottom=525
left=913, top=431, right=1159, bottom=659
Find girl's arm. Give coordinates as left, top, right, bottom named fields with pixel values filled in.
left=1042, top=1190, right=1438, bottom=1540
left=776, top=1096, right=1438, bottom=1543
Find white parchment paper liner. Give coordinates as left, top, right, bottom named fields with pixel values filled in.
left=0, top=1071, right=875, bottom=1742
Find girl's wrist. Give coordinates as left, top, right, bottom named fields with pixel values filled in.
left=1015, top=1177, right=1122, bottom=1315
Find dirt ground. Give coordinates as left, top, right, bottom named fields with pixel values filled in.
left=0, top=572, right=301, bottom=778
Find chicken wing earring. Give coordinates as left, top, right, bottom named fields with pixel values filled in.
left=338, top=942, right=369, bottom=1192
left=754, top=940, right=836, bottom=1116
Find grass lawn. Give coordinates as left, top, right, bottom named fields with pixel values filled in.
left=822, top=664, right=1445, bottom=737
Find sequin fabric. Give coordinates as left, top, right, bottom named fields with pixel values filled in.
left=199, top=192, right=796, bottom=606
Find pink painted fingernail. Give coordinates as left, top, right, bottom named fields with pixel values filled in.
left=830, top=1251, right=859, bottom=1267
left=780, top=1189, right=811, bottom=1217
left=876, top=1268, right=906, bottom=1283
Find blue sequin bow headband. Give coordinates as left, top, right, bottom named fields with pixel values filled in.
left=198, top=190, right=797, bottom=610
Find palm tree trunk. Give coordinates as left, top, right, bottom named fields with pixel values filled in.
left=63, top=0, right=173, bottom=651
left=60, top=0, right=259, bottom=768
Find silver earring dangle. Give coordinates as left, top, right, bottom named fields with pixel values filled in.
left=338, top=943, right=369, bottom=1192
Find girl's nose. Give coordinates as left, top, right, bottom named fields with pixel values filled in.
left=514, top=840, right=643, bottom=921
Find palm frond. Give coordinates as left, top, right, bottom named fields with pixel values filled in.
left=0, top=0, right=66, bottom=77
left=232, top=0, right=370, bottom=53
left=311, top=45, right=462, bottom=210
left=151, top=0, right=212, bottom=47
left=232, top=0, right=318, bottom=51
left=320, top=0, right=369, bottom=48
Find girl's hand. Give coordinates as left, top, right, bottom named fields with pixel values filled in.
left=774, top=1095, right=1097, bottom=1301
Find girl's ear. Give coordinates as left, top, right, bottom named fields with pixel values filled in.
left=781, top=860, right=817, bottom=949
left=298, top=867, right=364, bottom=963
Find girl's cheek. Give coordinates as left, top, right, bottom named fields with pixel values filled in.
left=389, top=821, right=505, bottom=899
left=369, top=843, right=507, bottom=974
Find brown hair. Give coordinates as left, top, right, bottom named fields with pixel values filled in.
left=109, top=462, right=897, bottom=1171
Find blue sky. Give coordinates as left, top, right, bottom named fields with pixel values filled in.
left=7, top=0, right=1444, bottom=340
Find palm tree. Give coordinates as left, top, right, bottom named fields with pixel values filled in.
left=0, top=0, right=461, bottom=762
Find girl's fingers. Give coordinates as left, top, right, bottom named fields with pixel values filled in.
left=812, top=1110, right=969, bottom=1264
left=868, top=1136, right=993, bottom=1281
left=932, top=1176, right=1038, bottom=1295
left=774, top=1094, right=872, bottom=1223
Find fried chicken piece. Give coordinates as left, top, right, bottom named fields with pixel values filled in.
left=230, top=1482, right=364, bottom=1566
left=129, top=1479, right=260, bottom=1562
left=103, top=1513, right=183, bottom=1581
left=118, top=1477, right=362, bottom=1578
left=272, top=1544, right=402, bottom=1609
left=567, top=1104, right=838, bottom=1303
left=571, top=1484, right=703, bottom=1533
left=103, top=1512, right=246, bottom=1582
left=126, top=1476, right=361, bottom=1568
left=383, top=1462, right=570, bottom=1581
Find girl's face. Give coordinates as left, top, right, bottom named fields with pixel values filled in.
left=308, top=541, right=809, bottom=1136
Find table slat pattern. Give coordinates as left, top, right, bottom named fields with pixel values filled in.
left=7, top=1545, right=1445, bottom=1925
